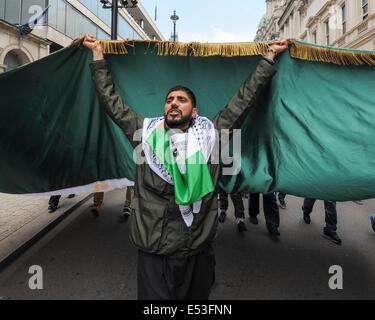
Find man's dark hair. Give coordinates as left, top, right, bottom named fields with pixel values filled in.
left=166, top=86, right=197, bottom=108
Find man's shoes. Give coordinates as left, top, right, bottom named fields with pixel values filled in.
left=68, top=194, right=75, bottom=199
left=323, top=230, right=342, bottom=245
left=352, top=200, right=363, bottom=205
left=266, top=223, right=280, bottom=237
left=48, top=205, right=58, bottom=213
left=218, top=211, right=227, bottom=223
left=91, top=206, right=100, bottom=217
left=123, top=206, right=131, bottom=217
left=237, top=220, right=247, bottom=232
left=249, top=216, right=259, bottom=225
left=278, top=199, right=287, bottom=209
left=303, top=214, right=311, bottom=224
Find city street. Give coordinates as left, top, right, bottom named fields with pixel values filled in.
left=0, top=189, right=374, bottom=300
left=1, top=0, right=375, bottom=305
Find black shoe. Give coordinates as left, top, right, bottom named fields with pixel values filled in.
left=218, top=211, right=227, bottom=223
left=123, top=206, right=131, bottom=217
left=91, top=206, right=100, bottom=217
left=249, top=216, right=259, bottom=225
left=266, top=223, right=280, bottom=237
left=303, top=214, right=311, bottom=224
left=323, top=230, right=342, bottom=245
left=279, top=199, right=287, bottom=209
left=68, top=194, right=75, bottom=199
left=352, top=200, right=363, bottom=205
left=237, top=221, right=247, bottom=232
left=48, top=205, right=58, bottom=213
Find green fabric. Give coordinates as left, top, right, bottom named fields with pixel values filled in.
left=147, top=127, right=214, bottom=205
left=0, top=42, right=375, bottom=201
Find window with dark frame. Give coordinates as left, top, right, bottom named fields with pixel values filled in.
left=312, top=30, right=317, bottom=44
left=341, top=3, right=346, bottom=34
left=325, top=20, right=330, bottom=45
left=362, top=0, right=369, bottom=20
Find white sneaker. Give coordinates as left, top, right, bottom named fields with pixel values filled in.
left=123, top=207, right=131, bottom=216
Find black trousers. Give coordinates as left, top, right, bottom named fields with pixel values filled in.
left=249, top=193, right=280, bottom=227
left=218, top=191, right=245, bottom=219
left=137, top=245, right=215, bottom=300
left=303, top=199, right=338, bottom=232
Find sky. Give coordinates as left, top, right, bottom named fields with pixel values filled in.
left=140, top=0, right=266, bottom=43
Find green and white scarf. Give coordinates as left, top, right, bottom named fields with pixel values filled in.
left=142, top=116, right=216, bottom=227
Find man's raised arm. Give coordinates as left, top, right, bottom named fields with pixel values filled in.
left=213, top=38, right=291, bottom=130
left=83, top=35, right=143, bottom=147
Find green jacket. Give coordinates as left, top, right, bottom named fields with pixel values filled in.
left=90, top=58, right=276, bottom=257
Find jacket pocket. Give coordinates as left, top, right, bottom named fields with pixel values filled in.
left=129, top=197, right=167, bottom=253
left=141, top=164, right=170, bottom=196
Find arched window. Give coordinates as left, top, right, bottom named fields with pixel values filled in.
left=3, top=49, right=30, bottom=72
left=4, top=51, right=22, bottom=71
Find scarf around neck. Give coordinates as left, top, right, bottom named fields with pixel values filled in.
left=142, top=116, right=216, bottom=227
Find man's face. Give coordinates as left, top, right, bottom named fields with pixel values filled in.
left=164, top=90, right=198, bottom=128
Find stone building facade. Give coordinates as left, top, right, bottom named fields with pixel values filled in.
left=256, top=0, right=375, bottom=50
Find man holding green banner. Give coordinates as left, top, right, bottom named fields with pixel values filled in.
left=83, top=35, right=290, bottom=300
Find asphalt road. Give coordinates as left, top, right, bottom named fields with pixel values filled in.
left=0, top=190, right=374, bottom=300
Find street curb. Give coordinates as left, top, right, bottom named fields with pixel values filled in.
left=0, top=194, right=93, bottom=273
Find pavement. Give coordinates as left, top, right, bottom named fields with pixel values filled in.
left=0, top=191, right=375, bottom=299
left=0, top=193, right=92, bottom=271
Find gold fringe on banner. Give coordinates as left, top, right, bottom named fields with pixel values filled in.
left=188, top=42, right=270, bottom=57
left=92, top=39, right=375, bottom=66
left=155, top=41, right=189, bottom=56
left=290, top=41, right=375, bottom=66
left=99, top=40, right=129, bottom=55
left=96, top=40, right=271, bottom=58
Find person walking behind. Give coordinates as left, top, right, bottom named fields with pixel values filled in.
left=302, top=199, right=342, bottom=245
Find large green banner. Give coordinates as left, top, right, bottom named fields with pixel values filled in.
left=0, top=41, right=374, bottom=201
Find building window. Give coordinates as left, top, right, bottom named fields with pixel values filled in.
left=97, top=28, right=110, bottom=40
left=341, top=3, right=346, bottom=34
left=312, top=30, right=317, bottom=44
left=65, top=3, right=96, bottom=39
left=21, top=0, right=47, bottom=25
left=4, top=0, right=21, bottom=24
left=290, top=13, right=294, bottom=36
left=118, top=15, right=141, bottom=39
left=4, top=50, right=22, bottom=72
left=79, top=0, right=98, bottom=15
left=48, top=0, right=67, bottom=33
left=79, top=0, right=111, bottom=27
left=0, top=0, right=5, bottom=19
left=325, top=20, right=330, bottom=45
left=56, top=0, right=67, bottom=33
left=97, top=3, right=111, bottom=26
left=362, top=0, right=369, bottom=20
left=285, top=18, right=289, bottom=36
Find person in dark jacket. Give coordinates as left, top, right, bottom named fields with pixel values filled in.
left=302, top=199, right=342, bottom=245
left=82, top=34, right=291, bottom=300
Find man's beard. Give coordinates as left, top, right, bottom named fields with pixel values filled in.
left=164, top=113, right=193, bottom=129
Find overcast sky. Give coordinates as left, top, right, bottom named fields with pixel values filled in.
left=140, top=0, right=266, bottom=42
